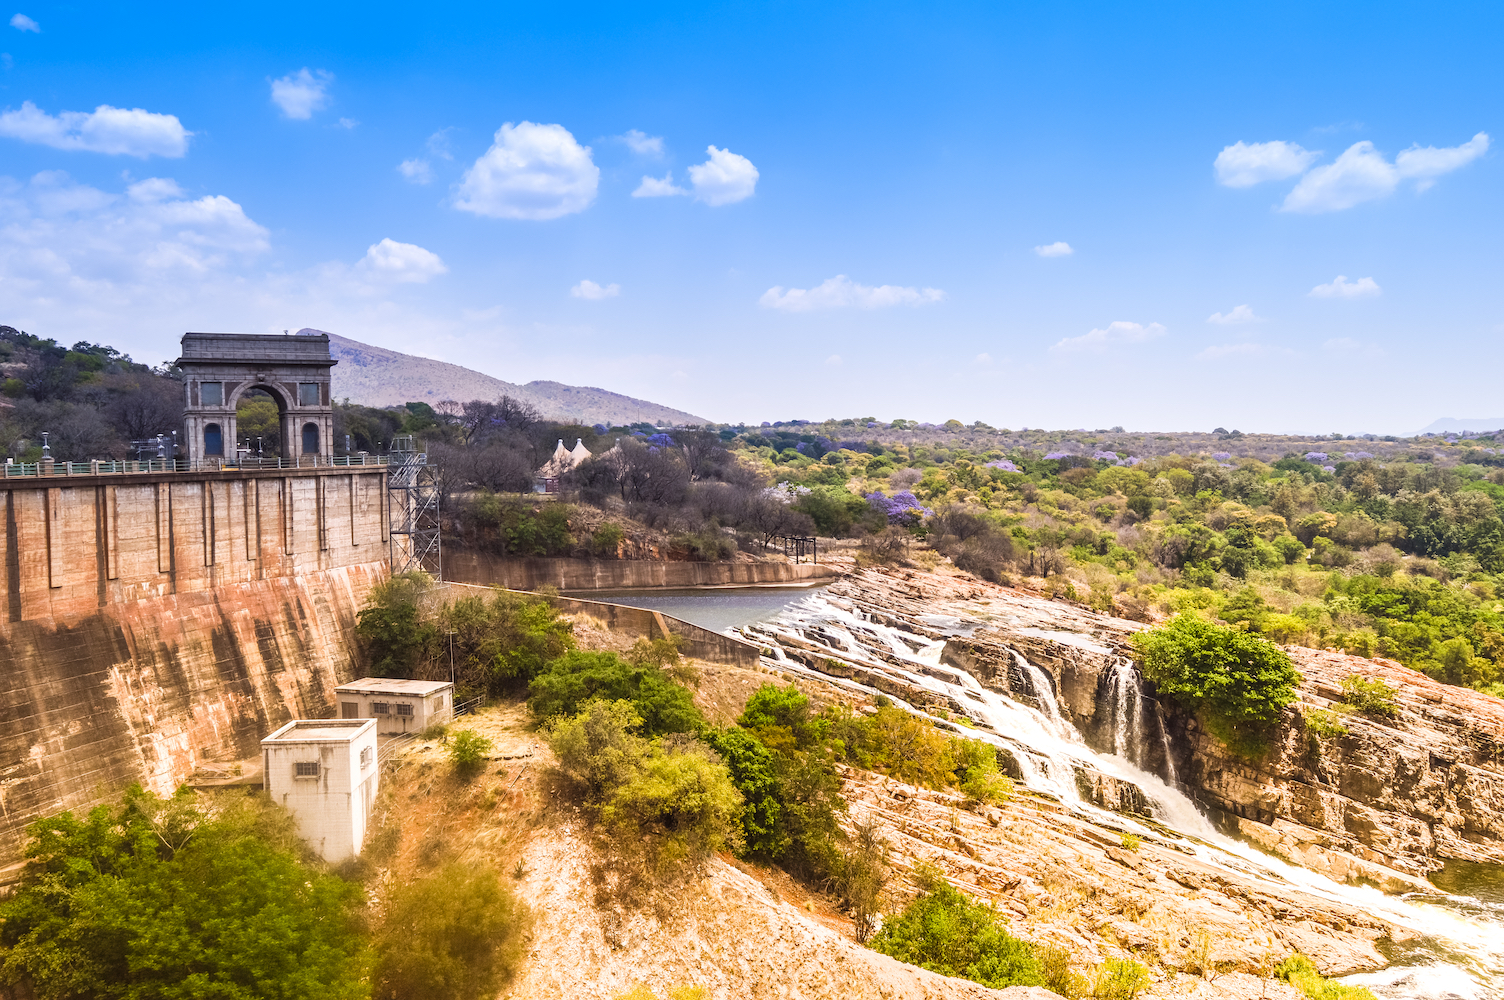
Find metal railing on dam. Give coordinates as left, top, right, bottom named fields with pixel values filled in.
left=2, top=454, right=391, bottom=477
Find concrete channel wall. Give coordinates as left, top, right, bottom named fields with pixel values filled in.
left=443, top=582, right=766, bottom=669
left=442, top=551, right=839, bottom=592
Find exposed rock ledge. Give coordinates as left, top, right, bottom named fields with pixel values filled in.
left=824, top=568, right=1504, bottom=883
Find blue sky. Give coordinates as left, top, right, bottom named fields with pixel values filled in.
left=0, top=2, right=1498, bottom=434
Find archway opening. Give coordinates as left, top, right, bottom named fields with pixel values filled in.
left=204, top=423, right=223, bottom=457
left=302, top=422, right=320, bottom=455
left=236, top=387, right=282, bottom=457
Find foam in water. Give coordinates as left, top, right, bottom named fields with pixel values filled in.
left=746, top=593, right=1504, bottom=998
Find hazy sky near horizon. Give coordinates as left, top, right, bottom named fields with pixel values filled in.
left=0, top=2, right=1498, bottom=435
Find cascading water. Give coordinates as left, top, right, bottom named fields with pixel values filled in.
left=1107, top=657, right=1143, bottom=763
left=742, top=593, right=1504, bottom=1000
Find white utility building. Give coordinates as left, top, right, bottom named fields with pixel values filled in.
left=261, top=719, right=379, bottom=862
left=335, top=678, right=454, bottom=733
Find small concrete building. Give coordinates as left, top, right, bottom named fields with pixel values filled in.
left=335, top=678, right=454, bottom=733
left=261, top=719, right=378, bottom=862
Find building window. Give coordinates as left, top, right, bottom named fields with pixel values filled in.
left=302, top=422, right=320, bottom=454
left=200, top=381, right=224, bottom=406
left=298, top=382, right=320, bottom=406
left=204, top=423, right=223, bottom=457
left=372, top=702, right=390, bottom=715
left=294, top=761, right=320, bottom=777
left=395, top=703, right=414, bottom=717
left=360, top=746, right=372, bottom=769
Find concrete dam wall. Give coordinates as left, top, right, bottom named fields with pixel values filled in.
left=0, top=468, right=390, bottom=861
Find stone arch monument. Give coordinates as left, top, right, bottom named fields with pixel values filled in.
left=176, top=331, right=336, bottom=467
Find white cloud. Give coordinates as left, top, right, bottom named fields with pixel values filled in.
left=398, top=158, right=432, bottom=184
left=1395, top=132, right=1490, bottom=191
left=1309, top=275, right=1381, bottom=299
left=1280, top=141, right=1395, bottom=213
left=825, top=354, right=842, bottom=366
left=0, top=101, right=191, bottom=157
left=454, top=121, right=599, bottom=221
left=622, top=129, right=664, bottom=157
left=759, top=275, right=945, bottom=312
left=0, top=171, right=503, bottom=368
left=975, top=352, right=992, bottom=365
left=1207, top=304, right=1260, bottom=324
left=570, top=279, right=620, bottom=300
left=356, top=238, right=447, bottom=284
left=1214, top=140, right=1319, bottom=187
left=633, top=172, right=687, bottom=197
left=10, top=12, right=38, bottom=31
left=1033, top=241, right=1073, bottom=257
left=687, top=145, right=758, bottom=205
left=0, top=171, right=269, bottom=306
left=270, top=68, right=333, bottom=120
left=1282, top=133, right=1488, bottom=212
left=336, top=117, right=358, bottom=130
left=1051, top=320, right=1166, bottom=353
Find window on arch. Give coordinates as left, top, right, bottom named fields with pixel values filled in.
left=302, top=423, right=320, bottom=454
left=298, top=383, right=320, bottom=406
left=204, top=423, right=223, bottom=456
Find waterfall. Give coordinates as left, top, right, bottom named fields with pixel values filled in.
left=743, top=593, right=1504, bottom=1000
left=1107, top=658, right=1142, bottom=764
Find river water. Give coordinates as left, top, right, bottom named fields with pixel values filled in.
left=737, top=592, right=1504, bottom=1000
left=568, top=586, right=819, bottom=633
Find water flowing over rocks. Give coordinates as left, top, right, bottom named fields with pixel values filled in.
left=740, top=566, right=1504, bottom=990
left=808, top=568, right=1504, bottom=884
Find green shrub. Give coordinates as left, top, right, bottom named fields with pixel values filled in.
left=1338, top=675, right=1400, bottom=719
left=529, top=650, right=705, bottom=736
left=372, top=862, right=528, bottom=1000
left=831, top=818, right=890, bottom=943
left=0, top=786, right=367, bottom=1000
left=1130, top=614, right=1299, bottom=757
left=702, top=726, right=785, bottom=858
left=549, top=700, right=743, bottom=880
left=1276, top=953, right=1377, bottom=1000
left=1303, top=708, right=1349, bottom=741
left=1119, top=833, right=1141, bottom=852
left=357, top=570, right=440, bottom=677
left=952, top=739, right=1014, bottom=804
left=1092, top=957, right=1151, bottom=999
left=438, top=589, right=575, bottom=692
left=449, top=729, right=494, bottom=777
left=592, top=522, right=625, bottom=556
left=738, top=682, right=827, bottom=751
left=868, top=871, right=1043, bottom=989
left=1037, top=945, right=1091, bottom=999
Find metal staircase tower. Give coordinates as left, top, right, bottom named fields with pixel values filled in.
left=387, top=435, right=440, bottom=577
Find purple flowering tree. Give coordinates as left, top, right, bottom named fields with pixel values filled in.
left=986, top=459, right=1019, bottom=472
left=865, top=490, right=933, bottom=527
left=1304, top=452, right=1328, bottom=462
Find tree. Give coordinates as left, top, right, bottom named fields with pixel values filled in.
left=1130, top=614, right=1299, bottom=755
left=0, top=786, right=368, bottom=1000
left=372, top=863, right=528, bottom=1000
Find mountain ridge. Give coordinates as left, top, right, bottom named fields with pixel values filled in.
left=306, top=329, right=707, bottom=426
left=1416, top=416, right=1504, bottom=435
